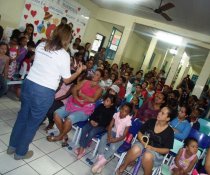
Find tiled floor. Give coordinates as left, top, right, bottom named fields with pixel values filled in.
left=0, top=95, right=120, bottom=175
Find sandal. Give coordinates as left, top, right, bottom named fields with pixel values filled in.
left=46, top=135, right=62, bottom=142
left=61, top=136, right=69, bottom=147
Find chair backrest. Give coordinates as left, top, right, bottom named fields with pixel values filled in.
left=129, top=118, right=142, bottom=136
left=198, top=118, right=210, bottom=127
left=188, top=128, right=210, bottom=149
left=200, top=125, right=210, bottom=136
left=171, top=139, right=184, bottom=154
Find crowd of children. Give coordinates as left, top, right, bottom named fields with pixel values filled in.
left=1, top=18, right=210, bottom=174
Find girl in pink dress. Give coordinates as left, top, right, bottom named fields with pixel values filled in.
left=170, top=137, right=199, bottom=175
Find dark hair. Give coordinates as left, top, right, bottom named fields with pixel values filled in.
left=18, top=36, right=27, bottom=44
left=10, top=29, right=21, bottom=40
left=75, top=37, right=81, bottom=43
left=104, top=94, right=116, bottom=105
left=95, top=69, right=104, bottom=78
left=85, top=42, right=91, bottom=47
left=163, top=106, right=174, bottom=121
left=136, top=70, right=143, bottom=76
left=181, top=105, right=191, bottom=116
left=171, top=90, right=180, bottom=99
left=193, top=107, right=203, bottom=116
left=121, top=102, right=133, bottom=113
left=0, top=25, right=4, bottom=40
left=45, top=24, right=72, bottom=51
left=120, top=76, right=126, bottom=84
left=0, top=42, right=9, bottom=56
left=61, top=17, right=67, bottom=23
left=184, top=137, right=198, bottom=147
left=24, top=23, right=34, bottom=42
left=74, top=52, right=84, bottom=58
left=143, top=81, right=149, bottom=86
left=27, top=41, right=36, bottom=48
left=24, top=50, right=35, bottom=59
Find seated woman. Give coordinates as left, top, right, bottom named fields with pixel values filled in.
left=137, top=92, right=166, bottom=122
left=116, top=106, right=174, bottom=175
left=47, top=69, right=103, bottom=146
left=170, top=105, right=191, bottom=141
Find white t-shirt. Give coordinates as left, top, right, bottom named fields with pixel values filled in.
left=27, top=42, right=71, bottom=90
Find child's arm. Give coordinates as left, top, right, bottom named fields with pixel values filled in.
left=205, top=148, right=210, bottom=174
left=3, top=56, right=9, bottom=79
left=183, top=156, right=198, bottom=173
left=174, top=149, right=184, bottom=169
left=109, top=126, right=130, bottom=143
left=107, top=118, right=115, bottom=142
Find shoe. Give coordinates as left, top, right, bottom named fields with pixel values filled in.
left=91, top=155, right=107, bottom=174
left=77, top=149, right=86, bottom=159
left=14, top=150, right=34, bottom=160
left=7, top=147, right=15, bottom=155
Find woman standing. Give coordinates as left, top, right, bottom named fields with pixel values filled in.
left=7, top=24, right=85, bottom=160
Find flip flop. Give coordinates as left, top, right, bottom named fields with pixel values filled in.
left=46, top=135, right=62, bottom=142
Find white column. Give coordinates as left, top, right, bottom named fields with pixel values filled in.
left=181, top=65, right=190, bottom=80
left=174, top=54, right=190, bottom=89
left=141, top=37, right=158, bottom=72
left=192, top=51, right=210, bottom=98
left=112, top=22, right=134, bottom=65
left=165, top=44, right=186, bottom=86
left=160, top=49, right=169, bottom=70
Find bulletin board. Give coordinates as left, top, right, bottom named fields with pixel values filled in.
left=19, top=0, right=90, bottom=42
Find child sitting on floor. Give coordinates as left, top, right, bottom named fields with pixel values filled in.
left=75, top=94, right=116, bottom=159
left=91, top=102, right=132, bottom=174
left=170, top=137, right=199, bottom=175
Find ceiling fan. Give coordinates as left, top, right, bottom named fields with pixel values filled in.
left=153, top=0, right=175, bottom=21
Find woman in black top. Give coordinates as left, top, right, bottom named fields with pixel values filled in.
left=75, top=94, right=116, bottom=159
left=117, top=106, right=174, bottom=175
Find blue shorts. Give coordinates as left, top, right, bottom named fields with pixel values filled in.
left=55, top=106, right=89, bottom=124
left=134, top=141, right=164, bottom=167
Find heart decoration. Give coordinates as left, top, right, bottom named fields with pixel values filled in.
left=34, top=20, right=39, bottom=25
left=65, top=9, right=68, bottom=13
left=33, top=33, right=37, bottom=37
left=76, top=28, right=80, bottom=33
left=24, top=15, right=28, bottom=19
left=31, top=10, right=37, bottom=17
left=44, top=6, right=49, bottom=12
left=25, top=3, right=31, bottom=11
left=78, top=7, right=81, bottom=11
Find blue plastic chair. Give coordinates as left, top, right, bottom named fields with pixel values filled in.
left=188, top=128, right=210, bottom=149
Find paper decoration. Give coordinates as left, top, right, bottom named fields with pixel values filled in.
left=19, top=0, right=90, bottom=42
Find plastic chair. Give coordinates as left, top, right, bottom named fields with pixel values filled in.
left=68, top=120, right=88, bottom=150
left=188, top=128, right=210, bottom=150
left=200, top=125, right=210, bottom=136
left=198, top=118, right=210, bottom=127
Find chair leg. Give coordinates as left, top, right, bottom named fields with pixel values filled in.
left=114, top=152, right=127, bottom=172
left=75, top=128, right=82, bottom=146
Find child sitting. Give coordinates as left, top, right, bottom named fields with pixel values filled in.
left=170, top=137, right=199, bottom=175
left=91, top=103, right=132, bottom=174
left=75, top=94, right=116, bottom=159
left=186, top=108, right=202, bottom=131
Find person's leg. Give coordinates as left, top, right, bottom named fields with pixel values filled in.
left=49, top=106, right=70, bottom=141
left=79, top=124, right=105, bottom=154
left=97, top=133, right=108, bottom=156
left=13, top=80, right=55, bottom=158
left=117, top=144, right=142, bottom=173
left=0, top=75, right=8, bottom=97
left=8, top=80, right=31, bottom=152
left=45, top=100, right=64, bottom=130
left=79, top=122, right=93, bottom=149
left=142, top=152, right=154, bottom=175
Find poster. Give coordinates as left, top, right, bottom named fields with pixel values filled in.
left=19, top=0, right=90, bottom=42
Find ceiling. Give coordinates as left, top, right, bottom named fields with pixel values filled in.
left=133, top=24, right=209, bottom=73
left=90, top=0, right=210, bottom=36
left=90, top=0, right=210, bottom=73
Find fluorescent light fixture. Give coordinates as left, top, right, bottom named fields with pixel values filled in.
left=169, top=48, right=177, bottom=55
left=81, top=15, right=89, bottom=20
left=156, top=31, right=183, bottom=45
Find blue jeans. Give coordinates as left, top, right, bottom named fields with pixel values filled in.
left=9, top=79, right=55, bottom=157
left=0, top=75, right=8, bottom=97
left=79, top=122, right=106, bottom=148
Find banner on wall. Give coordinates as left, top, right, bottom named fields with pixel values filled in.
left=19, top=0, right=90, bottom=42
